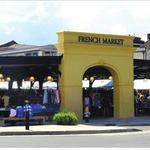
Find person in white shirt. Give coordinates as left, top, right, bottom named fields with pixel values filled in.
left=9, top=106, right=16, bottom=117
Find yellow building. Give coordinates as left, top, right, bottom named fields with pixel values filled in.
left=56, top=31, right=135, bottom=120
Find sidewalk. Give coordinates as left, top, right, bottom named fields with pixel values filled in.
left=1, top=116, right=150, bottom=135
left=0, top=124, right=140, bottom=136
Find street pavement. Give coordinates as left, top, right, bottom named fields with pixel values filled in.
left=1, top=116, right=150, bottom=135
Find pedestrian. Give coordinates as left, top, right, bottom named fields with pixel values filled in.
left=23, top=100, right=32, bottom=130
left=83, top=91, right=91, bottom=122
left=138, top=93, right=144, bottom=113
left=84, top=106, right=90, bottom=122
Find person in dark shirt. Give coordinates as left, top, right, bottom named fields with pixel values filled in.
left=23, top=100, right=32, bottom=130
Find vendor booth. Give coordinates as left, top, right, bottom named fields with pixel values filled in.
left=0, top=56, right=62, bottom=122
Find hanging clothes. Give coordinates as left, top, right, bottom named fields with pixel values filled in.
left=43, top=89, right=61, bottom=105
left=47, top=89, right=52, bottom=104
left=50, top=89, right=55, bottom=104
left=16, top=106, right=24, bottom=118
left=43, top=89, right=48, bottom=104
left=54, top=90, right=60, bottom=104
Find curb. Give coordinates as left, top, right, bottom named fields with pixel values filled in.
left=119, top=124, right=150, bottom=126
left=0, top=128, right=141, bottom=136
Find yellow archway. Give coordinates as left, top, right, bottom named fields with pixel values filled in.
left=56, top=31, right=135, bottom=120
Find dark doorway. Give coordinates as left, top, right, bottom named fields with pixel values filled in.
left=82, top=66, right=114, bottom=118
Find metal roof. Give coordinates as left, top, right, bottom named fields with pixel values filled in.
left=0, top=41, right=57, bottom=56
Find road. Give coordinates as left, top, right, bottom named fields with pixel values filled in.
left=0, top=128, right=150, bottom=147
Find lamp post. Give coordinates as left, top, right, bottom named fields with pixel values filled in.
left=89, top=76, right=94, bottom=89
left=29, top=76, right=35, bottom=89
left=89, top=76, right=95, bottom=106
left=6, top=77, right=11, bottom=90
left=83, top=76, right=95, bottom=122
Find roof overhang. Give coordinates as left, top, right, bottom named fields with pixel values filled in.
left=0, top=55, right=62, bottom=67
left=0, top=55, right=63, bottom=81
left=134, top=59, right=150, bottom=79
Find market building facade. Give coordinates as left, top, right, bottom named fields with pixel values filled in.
left=56, top=31, right=135, bottom=119
left=1, top=31, right=149, bottom=121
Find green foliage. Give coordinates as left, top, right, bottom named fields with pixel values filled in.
left=52, top=110, right=78, bottom=125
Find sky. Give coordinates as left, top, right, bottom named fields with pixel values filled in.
left=0, top=1, right=150, bottom=45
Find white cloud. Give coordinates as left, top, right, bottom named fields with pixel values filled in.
left=0, top=1, right=55, bottom=42
left=4, top=26, right=15, bottom=35
left=0, top=1, right=52, bottom=24
left=35, top=1, right=50, bottom=19
left=0, top=2, right=32, bottom=23
left=0, top=1, right=150, bottom=43
left=55, top=1, right=150, bottom=40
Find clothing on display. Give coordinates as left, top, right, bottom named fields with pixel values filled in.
left=2, top=95, right=10, bottom=108
left=9, top=108, right=17, bottom=117
left=43, top=89, right=48, bottom=104
left=43, top=89, right=60, bottom=105
left=16, top=106, right=24, bottom=118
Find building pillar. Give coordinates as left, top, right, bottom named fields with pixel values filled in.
left=113, top=83, right=134, bottom=118
left=59, top=84, right=83, bottom=120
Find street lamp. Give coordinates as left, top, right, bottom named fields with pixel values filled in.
left=0, top=73, right=3, bottom=82
left=29, top=76, right=35, bottom=82
left=84, top=77, right=88, bottom=81
left=90, top=76, right=94, bottom=82
left=47, top=76, right=53, bottom=82
left=109, top=76, right=113, bottom=80
left=6, top=77, right=11, bottom=82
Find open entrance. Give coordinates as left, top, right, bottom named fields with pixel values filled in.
left=134, top=59, right=150, bottom=116
left=82, top=66, right=114, bottom=118
left=134, top=80, right=150, bottom=116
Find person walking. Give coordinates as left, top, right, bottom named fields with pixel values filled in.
left=23, top=100, right=32, bottom=130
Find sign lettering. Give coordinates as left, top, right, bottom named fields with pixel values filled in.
left=78, top=36, right=124, bottom=46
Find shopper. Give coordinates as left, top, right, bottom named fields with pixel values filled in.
left=23, top=100, right=32, bottom=130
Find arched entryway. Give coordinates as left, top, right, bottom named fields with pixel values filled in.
left=82, top=66, right=114, bottom=118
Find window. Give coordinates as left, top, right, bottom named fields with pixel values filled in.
left=25, top=53, right=32, bottom=56
left=32, top=52, right=38, bottom=56
left=44, top=51, right=50, bottom=56
left=25, top=52, right=38, bottom=56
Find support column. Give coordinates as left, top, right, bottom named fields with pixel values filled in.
left=114, top=83, right=134, bottom=118
left=59, top=84, right=83, bottom=120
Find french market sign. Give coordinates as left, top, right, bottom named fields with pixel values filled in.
left=78, top=35, right=124, bottom=46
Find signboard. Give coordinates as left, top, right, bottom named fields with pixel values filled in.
left=78, top=35, right=124, bottom=46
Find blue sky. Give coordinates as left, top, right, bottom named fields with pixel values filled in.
left=0, top=1, right=150, bottom=45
